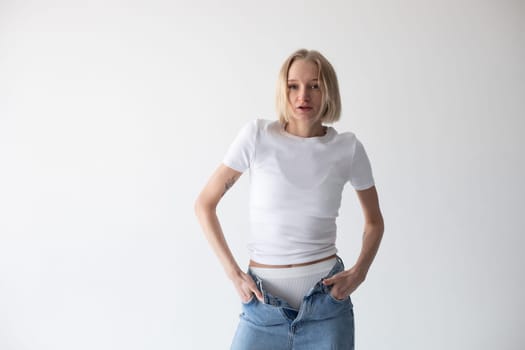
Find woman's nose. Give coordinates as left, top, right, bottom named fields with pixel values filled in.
left=298, top=87, right=310, bottom=101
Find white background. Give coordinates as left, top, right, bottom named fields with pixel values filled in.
left=1, top=0, right=524, bottom=349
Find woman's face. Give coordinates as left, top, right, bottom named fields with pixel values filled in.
left=287, top=59, right=323, bottom=124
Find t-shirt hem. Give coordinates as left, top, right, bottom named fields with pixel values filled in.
left=353, top=182, right=375, bottom=191
left=249, top=248, right=338, bottom=266
left=222, top=160, right=246, bottom=173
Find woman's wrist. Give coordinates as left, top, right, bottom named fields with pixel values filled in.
left=350, top=263, right=369, bottom=280
left=226, top=265, right=244, bottom=281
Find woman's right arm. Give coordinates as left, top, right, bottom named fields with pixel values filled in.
left=194, top=164, right=263, bottom=303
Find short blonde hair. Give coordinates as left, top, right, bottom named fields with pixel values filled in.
left=276, top=49, right=341, bottom=124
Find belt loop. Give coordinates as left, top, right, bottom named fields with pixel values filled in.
left=336, top=255, right=344, bottom=271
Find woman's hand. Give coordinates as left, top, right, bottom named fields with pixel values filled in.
left=322, top=265, right=367, bottom=300
left=230, top=270, right=264, bottom=303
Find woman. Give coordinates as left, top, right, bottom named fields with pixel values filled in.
left=194, top=49, right=384, bottom=350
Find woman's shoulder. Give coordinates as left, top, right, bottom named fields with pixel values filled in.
left=330, top=129, right=370, bottom=157
left=239, top=118, right=280, bottom=138
left=230, top=118, right=278, bottom=146
left=332, top=128, right=358, bottom=144
left=253, top=118, right=278, bottom=130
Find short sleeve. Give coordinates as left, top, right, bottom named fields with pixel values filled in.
left=222, top=119, right=258, bottom=172
left=349, top=138, right=375, bottom=190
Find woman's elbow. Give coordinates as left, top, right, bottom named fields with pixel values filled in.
left=194, top=195, right=217, bottom=217
left=366, top=215, right=384, bottom=232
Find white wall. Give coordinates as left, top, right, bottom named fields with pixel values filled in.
left=1, top=0, right=524, bottom=349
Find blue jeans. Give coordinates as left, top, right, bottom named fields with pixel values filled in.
left=231, top=256, right=354, bottom=350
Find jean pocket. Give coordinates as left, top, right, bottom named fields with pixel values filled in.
left=328, top=292, right=349, bottom=304
left=241, top=295, right=257, bottom=306
left=326, top=288, right=353, bottom=307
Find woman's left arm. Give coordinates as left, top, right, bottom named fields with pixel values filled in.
left=322, top=186, right=384, bottom=299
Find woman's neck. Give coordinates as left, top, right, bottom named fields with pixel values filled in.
left=284, top=120, right=326, bottom=138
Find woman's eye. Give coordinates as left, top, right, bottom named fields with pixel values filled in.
left=288, top=84, right=298, bottom=90
left=310, top=84, right=320, bottom=90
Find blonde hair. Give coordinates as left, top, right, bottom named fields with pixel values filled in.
left=276, top=49, right=341, bottom=124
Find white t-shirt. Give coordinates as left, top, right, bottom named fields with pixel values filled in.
left=223, top=119, right=375, bottom=265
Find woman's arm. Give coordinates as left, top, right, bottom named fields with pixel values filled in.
left=194, top=164, right=263, bottom=302
left=353, top=185, right=384, bottom=274
left=322, top=186, right=384, bottom=299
